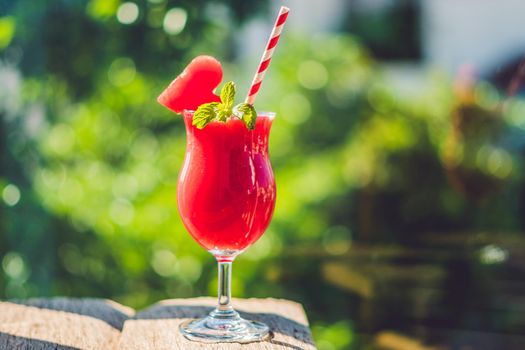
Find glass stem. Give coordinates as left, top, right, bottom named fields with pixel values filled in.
left=217, top=261, right=233, bottom=312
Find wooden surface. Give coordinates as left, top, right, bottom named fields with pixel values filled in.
left=0, top=297, right=315, bottom=350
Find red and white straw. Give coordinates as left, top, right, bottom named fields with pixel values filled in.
left=245, top=6, right=290, bottom=105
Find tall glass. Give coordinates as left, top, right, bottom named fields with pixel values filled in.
left=177, top=110, right=276, bottom=343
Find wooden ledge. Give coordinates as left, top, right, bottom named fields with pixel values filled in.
left=0, top=297, right=315, bottom=349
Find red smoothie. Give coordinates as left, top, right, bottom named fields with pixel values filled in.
left=177, top=110, right=276, bottom=253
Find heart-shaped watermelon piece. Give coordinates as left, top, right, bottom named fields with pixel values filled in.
left=157, top=55, right=223, bottom=114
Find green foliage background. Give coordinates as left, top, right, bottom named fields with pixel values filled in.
left=2, top=1, right=525, bottom=349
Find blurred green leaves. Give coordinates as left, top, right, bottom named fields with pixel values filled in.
left=0, top=17, right=15, bottom=50
left=3, top=2, right=525, bottom=350
left=313, top=321, right=355, bottom=350
left=86, top=0, right=120, bottom=20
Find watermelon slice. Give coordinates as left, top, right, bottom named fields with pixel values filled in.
left=157, top=55, right=223, bottom=113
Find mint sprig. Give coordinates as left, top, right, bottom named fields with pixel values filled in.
left=192, top=81, right=258, bottom=130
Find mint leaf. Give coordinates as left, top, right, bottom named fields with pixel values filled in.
left=220, top=81, right=236, bottom=110
left=192, top=81, right=258, bottom=130
left=234, top=103, right=257, bottom=130
left=218, top=109, right=230, bottom=122
left=193, top=102, right=219, bottom=129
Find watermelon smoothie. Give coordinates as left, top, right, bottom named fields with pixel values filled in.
left=157, top=46, right=288, bottom=341
left=177, top=110, right=276, bottom=255
left=158, top=6, right=289, bottom=343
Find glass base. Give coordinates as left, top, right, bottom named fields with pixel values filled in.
left=179, top=308, right=270, bottom=343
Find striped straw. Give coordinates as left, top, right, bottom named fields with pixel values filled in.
left=245, top=6, right=290, bottom=105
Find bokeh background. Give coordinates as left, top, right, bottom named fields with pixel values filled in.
left=2, top=0, right=525, bottom=349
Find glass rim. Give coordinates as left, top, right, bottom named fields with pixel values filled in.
left=183, top=109, right=276, bottom=120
